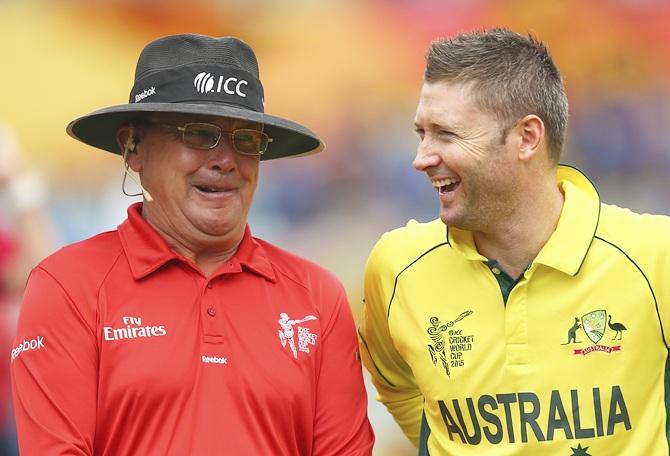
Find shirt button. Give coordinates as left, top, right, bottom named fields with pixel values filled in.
left=207, top=307, right=217, bottom=317
left=491, top=267, right=501, bottom=275
left=206, top=282, right=213, bottom=289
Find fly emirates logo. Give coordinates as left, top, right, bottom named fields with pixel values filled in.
left=103, top=316, right=167, bottom=342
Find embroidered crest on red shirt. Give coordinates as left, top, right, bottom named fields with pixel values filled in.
left=277, top=313, right=317, bottom=359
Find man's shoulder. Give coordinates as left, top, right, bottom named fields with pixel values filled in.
left=38, top=230, right=124, bottom=280
left=377, top=218, right=446, bottom=252
left=253, top=237, right=344, bottom=292
left=597, top=203, right=670, bottom=254
left=368, top=218, right=448, bottom=272
left=596, top=204, right=670, bottom=244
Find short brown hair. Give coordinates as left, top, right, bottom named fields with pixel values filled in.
left=425, top=28, right=568, bottom=163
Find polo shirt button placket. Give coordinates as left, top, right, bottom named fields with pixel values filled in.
left=204, top=282, right=216, bottom=316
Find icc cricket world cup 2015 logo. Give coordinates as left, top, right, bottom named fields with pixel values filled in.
left=278, top=313, right=318, bottom=359
left=427, top=310, right=473, bottom=377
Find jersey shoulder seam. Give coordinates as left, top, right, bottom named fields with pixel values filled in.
left=593, top=235, right=666, bottom=348
left=387, top=241, right=449, bottom=318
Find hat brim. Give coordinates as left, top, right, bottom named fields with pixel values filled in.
left=66, top=103, right=324, bottom=161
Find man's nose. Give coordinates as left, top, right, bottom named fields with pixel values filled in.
left=205, top=136, right=237, bottom=172
left=413, top=137, right=440, bottom=172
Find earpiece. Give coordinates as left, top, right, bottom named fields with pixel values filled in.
left=124, top=129, right=137, bottom=154
left=123, top=166, right=154, bottom=202
left=121, top=124, right=154, bottom=202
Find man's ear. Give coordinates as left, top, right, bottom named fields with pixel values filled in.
left=116, top=126, right=142, bottom=172
left=116, top=126, right=134, bottom=153
left=516, top=114, right=544, bottom=162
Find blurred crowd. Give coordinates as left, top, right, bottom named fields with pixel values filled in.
left=1, top=0, right=669, bottom=454
left=0, top=125, right=58, bottom=455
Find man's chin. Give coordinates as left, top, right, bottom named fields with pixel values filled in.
left=185, top=202, right=247, bottom=239
left=439, top=208, right=456, bottom=226
left=195, top=219, right=240, bottom=237
left=439, top=209, right=469, bottom=230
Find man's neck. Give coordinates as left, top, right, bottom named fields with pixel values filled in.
left=473, top=182, right=564, bottom=280
left=160, top=228, right=242, bottom=277
left=143, top=215, right=244, bottom=277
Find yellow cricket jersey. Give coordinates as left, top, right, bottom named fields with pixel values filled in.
left=359, top=165, right=670, bottom=455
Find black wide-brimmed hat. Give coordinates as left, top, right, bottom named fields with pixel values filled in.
left=66, top=34, right=324, bottom=160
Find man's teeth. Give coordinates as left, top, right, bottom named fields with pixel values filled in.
left=198, top=186, right=220, bottom=193
left=432, top=177, right=459, bottom=188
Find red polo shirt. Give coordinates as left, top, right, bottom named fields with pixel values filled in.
left=0, top=228, right=17, bottom=436
left=10, top=203, right=374, bottom=455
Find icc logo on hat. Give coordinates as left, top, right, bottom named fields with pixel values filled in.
left=194, top=71, right=248, bottom=97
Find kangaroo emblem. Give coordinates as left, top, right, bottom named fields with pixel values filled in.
left=561, top=317, right=582, bottom=345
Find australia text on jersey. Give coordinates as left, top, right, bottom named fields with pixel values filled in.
left=438, top=385, right=630, bottom=445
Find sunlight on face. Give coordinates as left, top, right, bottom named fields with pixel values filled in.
left=413, top=81, right=522, bottom=232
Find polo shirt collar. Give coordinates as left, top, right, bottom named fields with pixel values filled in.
left=118, top=203, right=276, bottom=282
left=534, top=165, right=600, bottom=275
left=446, top=226, right=486, bottom=261
left=447, top=165, right=601, bottom=276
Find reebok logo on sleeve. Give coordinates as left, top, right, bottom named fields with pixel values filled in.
left=11, top=336, right=45, bottom=362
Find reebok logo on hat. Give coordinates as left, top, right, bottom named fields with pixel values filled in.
left=134, top=87, right=156, bottom=103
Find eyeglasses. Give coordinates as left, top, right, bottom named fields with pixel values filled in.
left=150, top=122, right=272, bottom=156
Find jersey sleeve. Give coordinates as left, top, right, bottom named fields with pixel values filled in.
left=312, top=282, right=374, bottom=456
left=651, top=218, right=670, bottom=347
left=10, top=266, right=98, bottom=456
left=359, top=235, right=423, bottom=447
left=630, top=214, right=670, bottom=347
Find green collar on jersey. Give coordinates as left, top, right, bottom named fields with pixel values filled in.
left=484, top=259, right=528, bottom=305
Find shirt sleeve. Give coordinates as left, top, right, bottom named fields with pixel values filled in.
left=0, top=228, right=17, bottom=281
left=10, top=266, right=98, bottom=456
left=311, top=283, right=375, bottom=456
left=652, top=221, right=670, bottom=348
left=634, top=214, right=670, bottom=347
left=359, top=236, right=424, bottom=447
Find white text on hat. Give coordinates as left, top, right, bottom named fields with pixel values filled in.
left=134, top=87, right=156, bottom=103
left=194, top=72, right=247, bottom=97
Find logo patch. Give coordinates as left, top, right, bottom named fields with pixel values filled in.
left=134, top=86, right=156, bottom=103
left=278, top=312, right=317, bottom=359
left=202, top=355, right=227, bottom=365
left=582, top=310, right=606, bottom=344
left=426, top=310, right=474, bottom=377
left=194, top=72, right=215, bottom=93
left=11, top=335, right=45, bottom=362
left=560, top=310, right=627, bottom=355
left=103, top=316, right=167, bottom=342
left=194, top=72, right=248, bottom=97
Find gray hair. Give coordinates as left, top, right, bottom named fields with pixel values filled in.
left=425, top=28, right=568, bottom=163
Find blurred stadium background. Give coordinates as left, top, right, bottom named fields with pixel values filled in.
left=1, top=0, right=669, bottom=454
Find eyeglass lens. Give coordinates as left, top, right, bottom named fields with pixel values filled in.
left=182, top=123, right=268, bottom=155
